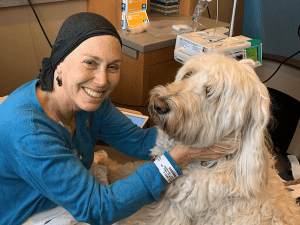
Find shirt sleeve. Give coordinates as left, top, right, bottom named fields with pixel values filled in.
left=13, top=132, right=178, bottom=225
left=97, top=98, right=157, bottom=161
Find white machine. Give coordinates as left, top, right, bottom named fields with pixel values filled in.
left=174, top=27, right=262, bottom=67
left=174, top=0, right=262, bottom=67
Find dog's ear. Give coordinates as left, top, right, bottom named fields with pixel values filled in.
left=231, top=78, right=271, bottom=198
left=239, top=58, right=256, bottom=68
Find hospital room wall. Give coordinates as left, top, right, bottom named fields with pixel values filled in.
left=0, top=0, right=244, bottom=97
left=0, top=0, right=87, bottom=97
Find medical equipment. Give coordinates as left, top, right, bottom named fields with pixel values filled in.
left=174, top=27, right=262, bottom=67
left=188, top=0, right=238, bottom=36
left=174, top=0, right=262, bottom=67
left=189, top=0, right=212, bottom=32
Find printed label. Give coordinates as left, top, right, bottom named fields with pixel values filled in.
left=126, top=11, right=149, bottom=29
left=123, top=0, right=147, bottom=12
left=154, top=155, right=179, bottom=183
left=178, top=36, right=203, bottom=55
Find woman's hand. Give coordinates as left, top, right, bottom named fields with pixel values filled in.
left=168, top=145, right=225, bottom=168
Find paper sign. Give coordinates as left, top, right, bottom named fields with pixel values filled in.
left=126, top=11, right=149, bottom=29
left=122, top=0, right=147, bottom=13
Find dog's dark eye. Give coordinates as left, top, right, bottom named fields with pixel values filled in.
left=205, top=86, right=212, bottom=95
left=182, top=71, right=193, bottom=80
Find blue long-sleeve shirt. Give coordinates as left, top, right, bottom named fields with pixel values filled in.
left=0, top=80, right=182, bottom=225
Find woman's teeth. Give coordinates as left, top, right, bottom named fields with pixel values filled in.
left=83, top=87, right=103, bottom=98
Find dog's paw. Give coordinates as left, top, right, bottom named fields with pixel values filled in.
left=94, top=150, right=108, bottom=163
left=89, top=163, right=109, bottom=186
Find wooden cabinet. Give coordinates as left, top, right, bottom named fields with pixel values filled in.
left=178, top=0, right=197, bottom=16
left=87, top=0, right=122, bottom=29
left=109, top=45, right=182, bottom=106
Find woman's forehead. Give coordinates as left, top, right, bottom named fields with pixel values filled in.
left=68, top=36, right=122, bottom=60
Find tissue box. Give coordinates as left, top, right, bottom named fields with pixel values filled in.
left=122, top=0, right=147, bottom=13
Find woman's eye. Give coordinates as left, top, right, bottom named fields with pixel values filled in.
left=85, top=60, right=95, bottom=65
left=84, top=60, right=98, bottom=70
left=108, top=64, right=120, bottom=71
left=84, top=60, right=99, bottom=68
left=182, top=71, right=193, bottom=80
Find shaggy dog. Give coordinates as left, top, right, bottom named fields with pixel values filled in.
left=98, top=53, right=300, bottom=224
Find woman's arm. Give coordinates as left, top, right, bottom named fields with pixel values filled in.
left=97, top=98, right=157, bottom=161
left=14, top=132, right=175, bottom=225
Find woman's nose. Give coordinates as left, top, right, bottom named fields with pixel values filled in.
left=93, top=69, right=108, bottom=87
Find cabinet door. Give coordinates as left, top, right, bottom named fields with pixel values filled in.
left=87, top=0, right=122, bottom=29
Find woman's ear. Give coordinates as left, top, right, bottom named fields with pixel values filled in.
left=56, top=62, right=63, bottom=74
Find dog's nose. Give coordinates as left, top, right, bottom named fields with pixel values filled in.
left=154, top=97, right=170, bottom=114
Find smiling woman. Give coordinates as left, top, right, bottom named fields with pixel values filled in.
left=44, top=35, right=122, bottom=116
left=0, top=12, right=224, bottom=225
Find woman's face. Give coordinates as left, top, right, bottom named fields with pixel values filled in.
left=56, top=35, right=121, bottom=112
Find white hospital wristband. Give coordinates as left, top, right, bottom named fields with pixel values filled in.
left=154, top=154, right=179, bottom=183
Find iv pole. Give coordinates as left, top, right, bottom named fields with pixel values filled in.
left=188, top=0, right=239, bottom=37
left=229, top=0, right=238, bottom=37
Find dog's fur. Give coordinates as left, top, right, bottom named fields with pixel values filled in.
left=101, top=54, right=300, bottom=224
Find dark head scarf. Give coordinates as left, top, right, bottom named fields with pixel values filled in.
left=38, top=12, right=122, bottom=91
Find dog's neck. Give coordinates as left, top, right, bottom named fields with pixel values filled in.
left=152, top=128, right=237, bottom=169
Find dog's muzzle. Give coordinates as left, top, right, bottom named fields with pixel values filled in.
left=154, top=97, right=170, bottom=115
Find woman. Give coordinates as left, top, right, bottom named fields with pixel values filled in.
left=0, top=12, right=223, bottom=225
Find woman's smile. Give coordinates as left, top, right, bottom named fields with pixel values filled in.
left=53, top=35, right=121, bottom=112
left=82, top=87, right=104, bottom=98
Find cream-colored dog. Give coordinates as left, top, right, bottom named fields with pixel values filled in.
left=99, top=53, right=300, bottom=224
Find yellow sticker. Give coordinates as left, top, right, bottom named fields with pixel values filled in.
left=126, top=11, right=149, bottom=29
